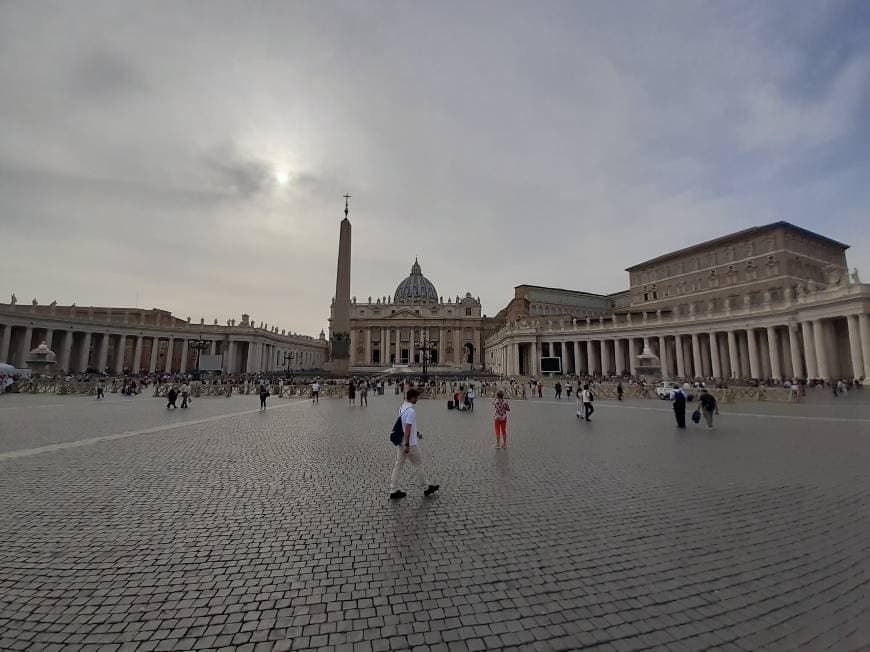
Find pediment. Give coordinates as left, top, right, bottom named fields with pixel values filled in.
left=385, top=309, right=426, bottom=319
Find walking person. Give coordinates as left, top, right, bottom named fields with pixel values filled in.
left=671, top=385, right=687, bottom=428
left=348, top=380, right=356, bottom=406
left=180, top=382, right=191, bottom=408
left=537, top=381, right=543, bottom=398
left=311, top=380, right=320, bottom=404
left=493, top=390, right=511, bottom=448
left=389, top=388, right=440, bottom=500
left=566, top=383, right=573, bottom=399
left=554, top=381, right=562, bottom=400
left=577, top=384, right=595, bottom=421
left=166, top=386, right=178, bottom=409
left=698, top=389, right=718, bottom=430
left=96, top=380, right=105, bottom=399
left=616, top=382, right=624, bottom=401
left=467, top=384, right=476, bottom=411
left=359, top=380, right=369, bottom=407
left=259, top=384, right=270, bottom=410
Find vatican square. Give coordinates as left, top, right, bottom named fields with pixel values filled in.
left=4, top=2, right=870, bottom=652
left=1, top=390, right=870, bottom=652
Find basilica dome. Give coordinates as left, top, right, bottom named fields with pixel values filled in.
left=394, top=259, right=439, bottom=303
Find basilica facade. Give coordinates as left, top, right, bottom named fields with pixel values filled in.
left=333, top=259, right=489, bottom=370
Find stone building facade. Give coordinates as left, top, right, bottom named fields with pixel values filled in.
left=0, top=303, right=327, bottom=374
left=333, top=259, right=489, bottom=370
left=486, top=222, right=870, bottom=382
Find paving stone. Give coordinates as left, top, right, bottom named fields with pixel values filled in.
left=1, top=394, right=870, bottom=652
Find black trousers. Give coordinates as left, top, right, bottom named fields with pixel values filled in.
left=674, top=405, right=686, bottom=427
left=584, top=402, right=594, bottom=420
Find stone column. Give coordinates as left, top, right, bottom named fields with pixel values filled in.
left=614, top=339, right=625, bottom=375
left=600, top=340, right=608, bottom=375
left=165, top=337, right=174, bottom=372
left=44, top=329, right=55, bottom=351
left=114, top=334, right=127, bottom=375
left=747, top=329, right=760, bottom=379
left=149, top=337, right=159, bottom=373
left=586, top=340, right=596, bottom=374
left=384, top=328, right=391, bottom=366
left=766, top=327, right=782, bottom=381
left=787, top=325, right=804, bottom=379
left=801, top=322, right=818, bottom=378
left=16, top=326, right=33, bottom=367
left=658, top=336, right=669, bottom=379
left=210, top=340, right=217, bottom=355
left=628, top=338, right=638, bottom=376
left=59, top=330, right=73, bottom=371
left=133, top=336, right=143, bottom=372
left=572, top=341, right=581, bottom=375
left=225, top=340, right=235, bottom=373
left=691, top=334, right=702, bottom=379
left=813, top=319, right=829, bottom=379
left=529, top=339, right=538, bottom=375
left=97, top=333, right=110, bottom=373
left=846, top=316, right=864, bottom=381
left=727, top=331, right=739, bottom=379
left=79, top=332, right=92, bottom=371
left=365, top=328, right=372, bottom=365
left=180, top=339, right=189, bottom=373
left=709, top=333, right=722, bottom=379
left=859, top=314, right=870, bottom=383
left=0, top=325, right=11, bottom=364
left=675, top=334, right=685, bottom=378
left=438, top=328, right=445, bottom=366
left=245, top=341, right=255, bottom=373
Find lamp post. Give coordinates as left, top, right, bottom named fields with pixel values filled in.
left=190, top=335, right=210, bottom=373
left=414, top=339, right=437, bottom=380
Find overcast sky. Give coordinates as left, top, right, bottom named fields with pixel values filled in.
left=1, top=1, right=869, bottom=335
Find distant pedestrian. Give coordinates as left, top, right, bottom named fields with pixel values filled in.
left=467, top=385, right=476, bottom=411
left=698, top=390, right=718, bottom=429
left=166, top=386, right=178, bottom=409
left=537, top=381, right=543, bottom=398
left=554, top=381, right=562, bottom=400
left=492, top=390, right=511, bottom=448
left=566, top=383, right=573, bottom=399
left=389, top=388, right=440, bottom=500
left=671, top=386, right=687, bottom=428
left=180, top=382, right=191, bottom=408
left=311, top=381, right=320, bottom=404
left=259, top=385, right=269, bottom=410
left=96, top=381, right=105, bottom=399
left=348, top=381, right=356, bottom=406
left=359, top=380, right=369, bottom=406
left=616, top=382, right=624, bottom=401
left=577, top=384, right=594, bottom=421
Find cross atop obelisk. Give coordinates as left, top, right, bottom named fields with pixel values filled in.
left=343, top=193, right=351, bottom=219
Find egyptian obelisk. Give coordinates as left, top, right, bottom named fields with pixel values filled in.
left=328, top=195, right=352, bottom=373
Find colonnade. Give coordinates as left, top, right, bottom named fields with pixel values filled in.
left=350, top=325, right=481, bottom=367
left=0, top=323, right=326, bottom=375
left=490, top=313, right=870, bottom=382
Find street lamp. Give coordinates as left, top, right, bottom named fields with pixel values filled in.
left=414, top=339, right=437, bottom=380
left=190, top=335, right=210, bottom=372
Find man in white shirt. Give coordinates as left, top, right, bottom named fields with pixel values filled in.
left=389, top=388, right=440, bottom=500
left=311, top=381, right=320, bottom=404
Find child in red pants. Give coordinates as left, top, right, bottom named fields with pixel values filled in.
left=492, top=390, right=511, bottom=448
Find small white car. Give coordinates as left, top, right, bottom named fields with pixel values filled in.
left=655, top=381, right=680, bottom=399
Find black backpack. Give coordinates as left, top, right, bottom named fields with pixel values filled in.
left=390, top=408, right=410, bottom=446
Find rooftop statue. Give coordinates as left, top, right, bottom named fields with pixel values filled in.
left=10, top=292, right=16, bottom=305
left=32, top=298, right=38, bottom=306
left=852, top=267, right=861, bottom=284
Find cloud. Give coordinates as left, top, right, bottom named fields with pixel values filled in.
left=0, top=0, right=868, bottom=335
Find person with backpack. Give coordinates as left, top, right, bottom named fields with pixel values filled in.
left=577, top=384, right=594, bottom=421
left=389, top=388, right=440, bottom=500
left=671, top=385, right=687, bottom=428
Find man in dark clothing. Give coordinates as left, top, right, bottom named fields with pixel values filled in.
left=167, top=387, right=178, bottom=409
left=671, top=387, right=686, bottom=428
left=616, top=382, right=624, bottom=401
left=698, top=389, right=718, bottom=430
left=554, top=381, right=562, bottom=400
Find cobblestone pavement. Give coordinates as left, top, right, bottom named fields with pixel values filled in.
left=1, top=390, right=870, bottom=651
